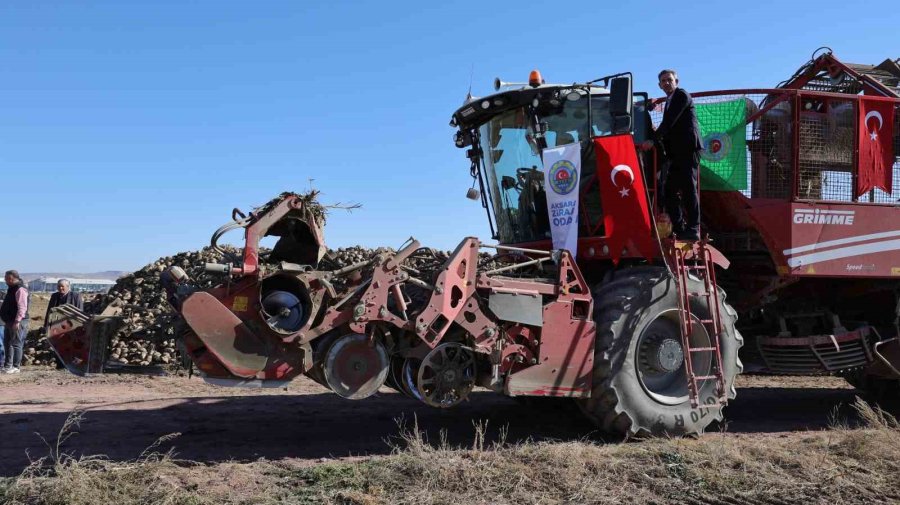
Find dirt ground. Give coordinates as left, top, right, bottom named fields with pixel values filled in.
left=0, top=367, right=862, bottom=478
left=24, top=293, right=49, bottom=327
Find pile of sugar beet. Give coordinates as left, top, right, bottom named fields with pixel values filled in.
left=23, top=250, right=518, bottom=370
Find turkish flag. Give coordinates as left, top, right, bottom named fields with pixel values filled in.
left=593, top=134, right=654, bottom=264
left=857, top=96, right=896, bottom=196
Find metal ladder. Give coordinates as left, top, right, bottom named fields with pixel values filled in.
left=669, top=240, right=727, bottom=408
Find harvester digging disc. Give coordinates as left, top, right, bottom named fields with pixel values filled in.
left=416, top=343, right=476, bottom=408
left=262, top=290, right=305, bottom=332
left=323, top=333, right=389, bottom=399
left=400, top=357, right=424, bottom=401
left=384, top=355, right=405, bottom=392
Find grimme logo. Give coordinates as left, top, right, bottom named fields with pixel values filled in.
left=548, top=160, right=577, bottom=195
left=792, top=209, right=855, bottom=225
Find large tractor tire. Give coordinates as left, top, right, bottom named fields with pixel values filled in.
left=579, top=267, right=743, bottom=437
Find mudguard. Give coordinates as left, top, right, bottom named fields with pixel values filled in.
left=181, top=292, right=270, bottom=378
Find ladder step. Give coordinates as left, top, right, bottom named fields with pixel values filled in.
left=682, top=317, right=715, bottom=324
left=669, top=245, right=727, bottom=406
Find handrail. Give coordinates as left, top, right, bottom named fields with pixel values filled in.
left=649, top=88, right=899, bottom=204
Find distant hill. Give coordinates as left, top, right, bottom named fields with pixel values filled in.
left=20, top=271, right=128, bottom=282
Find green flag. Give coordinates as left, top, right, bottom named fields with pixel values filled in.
left=695, top=98, right=747, bottom=191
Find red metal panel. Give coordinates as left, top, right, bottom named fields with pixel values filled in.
left=237, top=195, right=325, bottom=277
left=504, top=302, right=594, bottom=397
left=412, top=238, right=481, bottom=347
left=748, top=201, right=900, bottom=278
left=188, top=280, right=314, bottom=380
left=182, top=292, right=270, bottom=378
left=452, top=296, right=500, bottom=350
left=47, top=323, right=91, bottom=376
left=504, top=251, right=595, bottom=397
left=179, top=328, right=233, bottom=379
left=699, top=191, right=757, bottom=231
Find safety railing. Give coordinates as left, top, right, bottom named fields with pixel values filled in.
left=648, top=89, right=900, bottom=205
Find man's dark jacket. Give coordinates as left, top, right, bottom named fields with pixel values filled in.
left=45, top=291, right=84, bottom=324
left=654, top=87, right=702, bottom=161
left=0, top=283, right=26, bottom=325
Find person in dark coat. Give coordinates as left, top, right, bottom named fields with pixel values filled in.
left=640, top=69, right=703, bottom=241
left=0, top=270, right=29, bottom=373
left=44, top=279, right=84, bottom=329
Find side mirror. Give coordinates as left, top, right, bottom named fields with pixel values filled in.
left=609, top=76, right=633, bottom=134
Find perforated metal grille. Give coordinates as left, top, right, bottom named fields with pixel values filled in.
left=650, top=92, right=900, bottom=203
left=797, top=97, right=855, bottom=201
left=650, top=91, right=795, bottom=199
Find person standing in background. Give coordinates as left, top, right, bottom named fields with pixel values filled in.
left=44, top=279, right=83, bottom=329
left=0, top=270, right=29, bottom=373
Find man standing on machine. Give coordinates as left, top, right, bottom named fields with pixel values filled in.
left=641, top=69, right=702, bottom=241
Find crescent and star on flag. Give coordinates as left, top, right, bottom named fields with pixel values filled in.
left=865, top=110, right=883, bottom=142
left=610, top=164, right=635, bottom=197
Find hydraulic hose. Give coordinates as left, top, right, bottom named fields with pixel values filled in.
left=210, top=215, right=253, bottom=261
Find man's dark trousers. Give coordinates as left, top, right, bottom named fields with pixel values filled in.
left=664, top=151, right=700, bottom=238
left=3, top=320, right=26, bottom=368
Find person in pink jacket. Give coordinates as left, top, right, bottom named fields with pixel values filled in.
left=1, top=270, right=29, bottom=373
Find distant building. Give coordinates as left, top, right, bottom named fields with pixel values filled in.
left=27, top=277, right=116, bottom=293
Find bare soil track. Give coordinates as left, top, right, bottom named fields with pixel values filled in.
left=0, top=369, right=861, bottom=477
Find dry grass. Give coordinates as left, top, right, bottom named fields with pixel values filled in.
left=1, top=410, right=194, bottom=505
left=286, top=403, right=900, bottom=505
left=4, top=399, right=900, bottom=504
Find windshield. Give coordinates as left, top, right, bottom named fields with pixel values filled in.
left=479, top=93, right=613, bottom=243
left=479, top=108, right=547, bottom=243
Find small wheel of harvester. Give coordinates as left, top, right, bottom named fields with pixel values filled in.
left=323, top=333, right=390, bottom=400
left=579, top=267, right=744, bottom=437
left=416, top=343, right=476, bottom=408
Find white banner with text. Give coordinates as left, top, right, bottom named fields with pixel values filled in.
left=542, top=142, right=581, bottom=256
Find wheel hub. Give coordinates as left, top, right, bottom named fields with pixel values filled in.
left=653, top=338, right=684, bottom=373
left=262, top=290, right=305, bottom=332
left=416, top=343, right=476, bottom=408
left=637, top=310, right=713, bottom=406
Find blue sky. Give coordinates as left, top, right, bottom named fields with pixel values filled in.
left=1, top=1, right=897, bottom=272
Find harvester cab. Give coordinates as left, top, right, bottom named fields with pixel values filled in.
left=451, top=71, right=657, bottom=248
left=449, top=70, right=743, bottom=431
